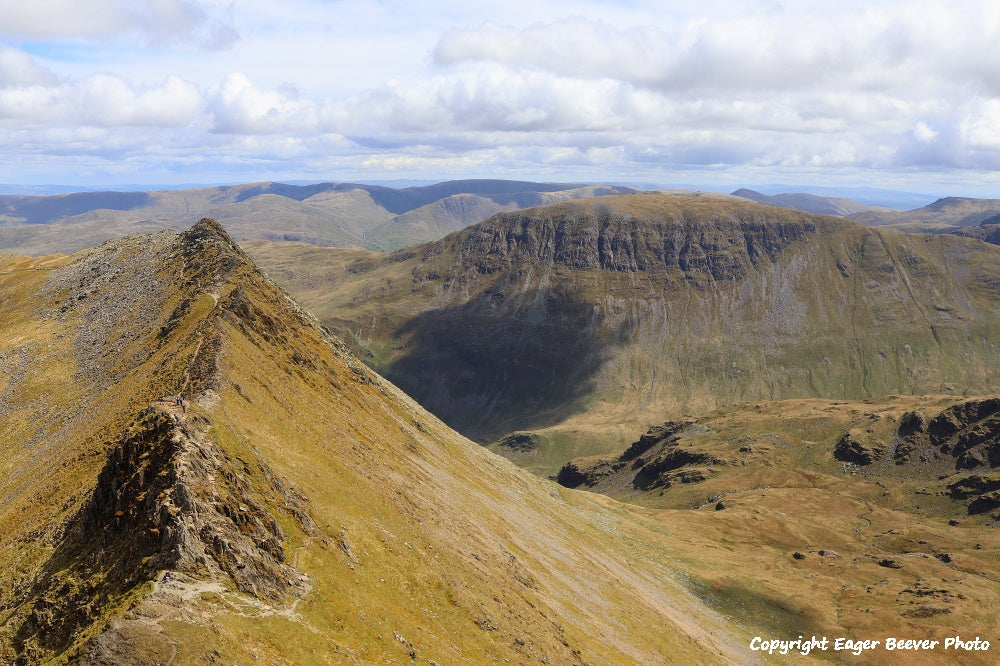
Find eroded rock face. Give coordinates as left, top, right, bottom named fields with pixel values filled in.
left=459, top=209, right=814, bottom=285
left=947, top=474, right=1000, bottom=515
left=555, top=461, right=595, bottom=488
left=13, top=406, right=312, bottom=660
left=621, top=421, right=692, bottom=461
left=924, top=400, right=1000, bottom=476
left=893, top=411, right=928, bottom=464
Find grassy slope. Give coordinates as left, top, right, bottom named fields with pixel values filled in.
left=0, top=226, right=754, bottom=664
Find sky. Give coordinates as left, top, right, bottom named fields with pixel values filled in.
left=2, top=0, right=1000, bottom=195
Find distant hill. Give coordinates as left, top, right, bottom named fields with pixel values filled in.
left=0, top=179, right=636, bottom=255
left=741, top=184, right=937, bottom=210
left=247, top=192, right=1000, bottom=476
left=365, top=184, right=637, bottom=250
left=848, top=196, right=1000, bottom=231
left=731, top=188, right=893, bottom=216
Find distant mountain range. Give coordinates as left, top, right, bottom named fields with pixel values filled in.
left=0, top=179, right=635, bottom=255
left=6, top=179, right=1000, bottom=259
left=732, top=188, right=1000, bottom=245
left=848, top=196, right=1000, bottom=231
left=736, top=184, right=938, bottom=210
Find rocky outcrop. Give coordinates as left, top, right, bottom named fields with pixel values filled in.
left=928, top=399, right=1000, bottom=466
left=555, top=460, right=602, bottom=488
left=947, top=473, right=1000, bottom=515
left=830, top=398, right=1000, bottom=515
left=494, top=432, right=540, bottom=460
left=952, top=219, right=1000, bottom=246
left=892, top=411, right=928, bottom=464
left=556, top=420, right=717, bottom=493
left=632, top=447, right=719, bottom=490
left=621, top=421, right=692, bottom=460
left=834, top=430, right=885, bottom=466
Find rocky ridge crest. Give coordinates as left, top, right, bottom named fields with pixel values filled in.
left=8, top=219, right=319, bottom=662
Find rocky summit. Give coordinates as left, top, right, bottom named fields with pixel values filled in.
left=249, top=192, right=1000, bottom=474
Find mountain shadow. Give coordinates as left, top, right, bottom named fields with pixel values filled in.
left=384, top=284, right=628, bottom=441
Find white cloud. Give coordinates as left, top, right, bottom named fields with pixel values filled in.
left=0, top=75, right=203, bottom=127
left=209, top=73, right=319, bottom=133
left=960, top=99, right=1000, bottom=151
left=430, top=5, right=1000, bottom=100
left=0, top=0, right=236, bottom=47
left=0, top=86, right=62, bottom=123
left=3, top=1, right=1000, bottom=190
left=76, top=75, right=204, bottom=126
left=0, top=45, right=56, bottom=86
left=913, top=121, right=939, bottom=144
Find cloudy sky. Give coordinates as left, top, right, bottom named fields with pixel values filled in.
left=2, top=0, right=1000, bottom=194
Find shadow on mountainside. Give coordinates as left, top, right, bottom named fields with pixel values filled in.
left=382, top=284, right=631, bottom=442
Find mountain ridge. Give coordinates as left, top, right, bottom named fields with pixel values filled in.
left=848, top=196, right=1000, bottom=231
left=248, top=192, right=1000, bottom=474
left=2, top=217, right=752, bottom=664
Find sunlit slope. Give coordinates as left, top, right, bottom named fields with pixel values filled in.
left=1, top=221, right=753, bottom=664
left=554, top=395, right=1000, bottom=663
left=248, top=192, right=1000, bottom=473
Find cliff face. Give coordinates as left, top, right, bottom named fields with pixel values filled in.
left=459, top=204, right=817, bottom=280
left=953, top=219, right=1000, bottom=246
left=265, top=193, right=1000, bottom=463
left=14, top=408, right=311, bottom=660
